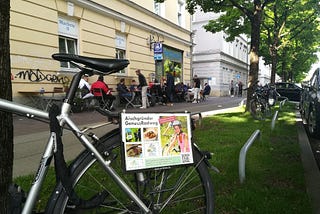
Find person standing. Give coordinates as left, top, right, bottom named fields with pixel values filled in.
left=135, top=69, right=148, bottom=108
left=165, top=71, right=174, bottom=106
left=193, top=75, right=201, bottom=103
left=230, top=80, right=234, bottom=97
left=235, top=81, right=239, bottom=96
left=238, top=81, right=243, bottom=97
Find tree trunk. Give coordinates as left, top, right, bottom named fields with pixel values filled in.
left=0, top=1, right=13, bottom=213
left=246, top=1, right=262, bottom=111
left=270, top=45, right=277, bottom=84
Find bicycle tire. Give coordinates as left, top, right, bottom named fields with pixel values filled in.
left=250, top=99, right=265, bottom=120
left=45, top=128, right=214, bottom=213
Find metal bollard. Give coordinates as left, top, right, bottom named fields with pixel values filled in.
left=271, top=110, right=279, bottom=130
left=279, top=98, right=287, bottom=110
left=239, top=130, right=261, bottom=184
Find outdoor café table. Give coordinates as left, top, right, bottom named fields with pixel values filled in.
left=18, top=90, right=64, bottom=111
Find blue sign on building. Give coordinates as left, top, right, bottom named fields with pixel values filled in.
left=154, top=53, right=163, bottom=60
left=154, top=42, right=163, bottom=54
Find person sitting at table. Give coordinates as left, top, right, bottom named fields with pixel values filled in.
left=186, top=87, right=195, bottom=102
left=91, top=75, right=115, bottom=110
left=116, top=78, right=133, bottom=104
left=202, top=83, right=211, bottom=98
left=78, top=74, right=93, bottom=99
left=129, top=79, right=138, bottom=92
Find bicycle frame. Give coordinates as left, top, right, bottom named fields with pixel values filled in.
left=0, top=81, right=150, bottom=213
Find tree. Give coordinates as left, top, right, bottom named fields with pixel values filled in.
left=0, top=0, right=13, bottom=213
left=260, top=0, right=320, bottom=83
left=186, top=0, right=274, bottom=110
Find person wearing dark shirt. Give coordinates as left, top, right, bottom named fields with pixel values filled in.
left=165, top=71, right=174, bottom=106
left=135, top=69, right=148, bottom=108
left=117, top=78, right=133, bottom=106
left=129, top=79, right=138, bottom=92
left=116, top=78, right=131, bottom=97
left=203, top=83, right=211, bottom=96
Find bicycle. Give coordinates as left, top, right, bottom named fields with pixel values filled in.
left=249, top=81, right=278, bottom=120
left=1, top=53, right=215, bottom=213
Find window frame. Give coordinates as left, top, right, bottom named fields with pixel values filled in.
left=58, top=36, right=78, bottom=71
left=177, top=0, right=185, bottom=27
left=115, top=48, right=126, bottom=75
left=115, top=33, right=127, bottom=75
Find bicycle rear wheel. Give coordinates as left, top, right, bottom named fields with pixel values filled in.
left=46, top=128, right=214, bottom=213
left=250, top=99, right=266, bottom=120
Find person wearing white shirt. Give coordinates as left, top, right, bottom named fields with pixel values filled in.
left=78, top=74, right=93, bottom=99
left=186, top=87, right=195, bottom=102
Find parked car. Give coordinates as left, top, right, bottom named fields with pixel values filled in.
left=274, top=82, right=302, bottom=102
left=300, top=68, right=320, bottom=139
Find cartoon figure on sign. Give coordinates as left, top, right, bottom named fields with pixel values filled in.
left=162, top=120, right=190, bottom=156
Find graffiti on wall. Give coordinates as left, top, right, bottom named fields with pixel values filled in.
left=15, top=69, right=70, bottom=85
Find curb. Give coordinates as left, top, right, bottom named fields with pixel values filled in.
left=296, top=112, right=320, bottom=214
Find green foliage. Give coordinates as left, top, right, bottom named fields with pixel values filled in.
left=164, top=59, right=181, bottom=77
left=187, top=0, right=320, bottom=83
left=260, top=0, right=320, bottom=82
left=186, top=0, right=255, bottom=41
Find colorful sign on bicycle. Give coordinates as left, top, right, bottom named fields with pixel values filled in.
left=121, top=112, right=194, bottom=171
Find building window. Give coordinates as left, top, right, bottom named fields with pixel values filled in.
left=58, top=16, right=78, bottom=71
left=59, top=36, right=77, bottom=68
left=154, top=1, right=165, bottom=17
left=178, top=0, right=185, bottom=27
left=154, top=1, right=161, bottom=15
left=115, top=34, right=127, bottom=74
left=115, top=49, right=126, bottom=74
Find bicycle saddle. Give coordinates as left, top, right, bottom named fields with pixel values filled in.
left=52, top=53, right=130, bottom=74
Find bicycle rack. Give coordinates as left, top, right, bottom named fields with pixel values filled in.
left=271, top=98, right=288, bottom=130
left=279, top=97, right=288, bottom=110
left=239, top=129, right=261, bottom=184
left=271, top=110, right=279, bottom=130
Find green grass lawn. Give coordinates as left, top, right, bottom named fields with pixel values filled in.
left=193, top=103, right=311, bottom=213
left=14, top=102, right=311, bottom=213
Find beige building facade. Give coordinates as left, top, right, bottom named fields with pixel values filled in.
left=10, top=0, right=192, bottom=104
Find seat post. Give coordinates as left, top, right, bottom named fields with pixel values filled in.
left=65, top=72, right=83, bottom=104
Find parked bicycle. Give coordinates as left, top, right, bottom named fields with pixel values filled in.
left=1, top=53, right=214, bottom=213
left=249, top=81, right=278, bottom=120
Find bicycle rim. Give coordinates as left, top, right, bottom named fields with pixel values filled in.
left=46, top=128, right=214, bottom=213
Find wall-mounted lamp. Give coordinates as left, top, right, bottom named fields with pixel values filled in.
left=146, top=33, right=164, bottom=51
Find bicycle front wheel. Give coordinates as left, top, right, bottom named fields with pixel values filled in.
left=46, top=128, right=214, bottom=213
